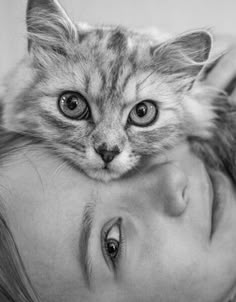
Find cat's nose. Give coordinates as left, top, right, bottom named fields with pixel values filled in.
left=95, top=144, right=120, bottom=163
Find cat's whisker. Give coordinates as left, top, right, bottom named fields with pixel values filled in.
left=137, top=70, right=158, bottom=88
left=50, top=160, right=69, bottom=179
left=23, top=152, right=46, bottom=197
left=0, top=126, right=43, bottom=143
left=132, top=163, right=148, bottom=177
left=137, top=71, right=167, bottom=93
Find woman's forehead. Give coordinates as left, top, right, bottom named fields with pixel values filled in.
left=0, top=147, right=92, bottom=298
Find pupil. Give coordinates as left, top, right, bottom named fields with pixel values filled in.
left=136, top=103, right=147, bottom=117
left=66, top=96, right=78, bottom=110
left=107, top=240, right=118, bottom=257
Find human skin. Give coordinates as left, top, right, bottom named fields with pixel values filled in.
left=0, top=142, right=236, bottom=302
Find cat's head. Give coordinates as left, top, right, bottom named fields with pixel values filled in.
left=2, top=0, right=213, bottom=181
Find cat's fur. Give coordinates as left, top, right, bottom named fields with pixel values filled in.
left=1, top=0, right=236, bottom=182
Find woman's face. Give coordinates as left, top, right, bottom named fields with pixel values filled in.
left=2, top=144, right=236, bottom=302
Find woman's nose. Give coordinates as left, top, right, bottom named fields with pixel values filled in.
left=160, top=164, right=189, bottom=217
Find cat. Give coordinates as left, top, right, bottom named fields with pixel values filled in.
left=1, top=0, right=236, bottom=182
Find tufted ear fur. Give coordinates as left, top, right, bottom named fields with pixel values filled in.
left=26, top=0, right=78, bottom=61
left=152, top=31, right=212, bottom=90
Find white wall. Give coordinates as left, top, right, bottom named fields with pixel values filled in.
left=1, top=0, right=236, bottom=79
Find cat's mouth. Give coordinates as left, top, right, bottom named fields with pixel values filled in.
left=85, top=149, right=139, bottom=181
left=86, top=166, right=122, bottom=182
left=102, top=163, right=110, bottom=170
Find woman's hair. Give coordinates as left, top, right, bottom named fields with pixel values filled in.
left=0, top=129, right=41, bottom=302
left=0, top=209, right=40, bottom=302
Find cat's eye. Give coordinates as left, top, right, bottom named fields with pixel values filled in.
left=58, top=91, right=90, bottom=120
left=128, top=100, right=158, bottom=127
left=101, top=218, right=122, bottom=271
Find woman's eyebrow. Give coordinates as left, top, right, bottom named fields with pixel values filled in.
left=78, top=202, right=95, bottom=289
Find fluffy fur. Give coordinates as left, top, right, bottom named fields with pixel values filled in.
left=1, top=0, right=236, bottom=182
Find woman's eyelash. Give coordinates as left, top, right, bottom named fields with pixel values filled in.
left=101, top=217, right=123, bottom=272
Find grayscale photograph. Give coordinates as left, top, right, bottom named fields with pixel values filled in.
left=0, top=1, right=236, bottom=301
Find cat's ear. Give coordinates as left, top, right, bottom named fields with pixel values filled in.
left=26, top=0, right=77, bottom=58
left=152, top=31, right=212, bottom=90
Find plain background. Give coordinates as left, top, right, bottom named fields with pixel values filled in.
left=1, top=0, right=236, bottom=80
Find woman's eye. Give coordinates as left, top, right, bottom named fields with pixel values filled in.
left=105, top=238, right=119, bottom=259
left=58, top=91, right=90, bottom=120
left=128, top=100, right=158, bottom=127
left=102, top=218, right=122, bottom=270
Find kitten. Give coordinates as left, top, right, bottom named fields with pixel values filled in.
left=1, top=0, right=236, bottom=182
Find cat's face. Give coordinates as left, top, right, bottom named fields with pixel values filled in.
left=2, top=0, right=212, bottom=181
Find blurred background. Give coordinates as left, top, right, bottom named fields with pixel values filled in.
left=1, top=0, right=236, bottom=80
